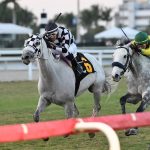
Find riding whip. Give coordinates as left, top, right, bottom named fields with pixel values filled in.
left=120, top=28, right=141, bottom=53
left=54, top=13, right=62, bottom=23
left=43, top=13, right=62, bottom=37
left=120, top=28, right=130, bottom=42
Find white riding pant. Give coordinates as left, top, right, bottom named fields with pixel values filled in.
left=67, top=43, right=77, bottom=57
left=53, top=43, right=77, bottom=57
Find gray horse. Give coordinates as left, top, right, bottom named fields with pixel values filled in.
left=21, top=34, right=110, bottom=125
left=112, top=44, right=150, bottom=136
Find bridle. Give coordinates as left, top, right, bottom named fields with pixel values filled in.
left=112, top=46, right=132, bottom=75
left=24, top=35, right=42, bottom=58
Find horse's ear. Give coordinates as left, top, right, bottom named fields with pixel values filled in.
left=28, top=33, right=32, bottom=37
left=38, top=33, right=43, bottom=39
left=115, top=40, right=121, bottom=48
left=24, top=39, right=28, bottom=47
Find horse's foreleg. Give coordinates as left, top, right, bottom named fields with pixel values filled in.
left=74, top=103, right=79, bottom=117
left=64, top=101, right=77, bottom=118
left=125, top=93, right=148, bottom=136
left=63, top=101, right=78, bottom=138
left=120, top=93, right=131, bottom=114
left=126, top=93, right=142, bottom=104
left=92, top=92, right=101, bottom=117
left=33, top=96, right=51, bottom=122
left=136, top=93, right=150, bottom=112
left=87, top=92, right=101, bottom=139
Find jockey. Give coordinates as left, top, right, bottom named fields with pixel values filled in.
left=130, top=31, right=150, bottom=56
left=43, top=21, right=83, bottom=74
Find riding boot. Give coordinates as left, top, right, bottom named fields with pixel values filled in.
left=72, top=57, right=83, bottom=74
left=66, top=53, right=83, bottom=74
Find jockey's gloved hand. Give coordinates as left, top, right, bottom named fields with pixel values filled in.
left=49, top=42, right=56, bottom=49
left=130, top=44, right=141, bottom=53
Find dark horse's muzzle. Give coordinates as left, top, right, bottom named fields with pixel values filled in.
left=21, top=51, right=34, bottom=65
left=112, top=73, right=121, bottom=82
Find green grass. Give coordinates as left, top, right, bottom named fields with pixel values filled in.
left=0, top=80, right=149, bottom=150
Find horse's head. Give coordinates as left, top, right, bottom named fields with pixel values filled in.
left=112, top=45, right=132, bottom=82
left=21, top=34, right=42, bottom=65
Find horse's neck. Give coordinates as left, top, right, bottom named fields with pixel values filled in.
left=40, top=39, right=51, bottom=60
left=37, top=39, right=58, bottom=81
left=132, top=53, right=150, bottom=73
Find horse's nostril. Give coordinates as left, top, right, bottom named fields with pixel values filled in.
left=25, top=55, right=29, bottom=59
left=21, top=55, right=30, bottom=60
left=115, top=74, right=119, bottom=78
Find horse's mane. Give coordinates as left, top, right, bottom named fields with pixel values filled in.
left=40, top=38, right=71, bottom=66
left=128, top=48, right=150, bottom=80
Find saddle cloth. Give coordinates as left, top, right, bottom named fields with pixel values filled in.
left=72, top=52, right=95, bottom=96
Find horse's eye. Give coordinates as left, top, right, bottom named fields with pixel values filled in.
left=35, top=41, right=40, bottom=46
left=124, top=55, right=127, bottom=58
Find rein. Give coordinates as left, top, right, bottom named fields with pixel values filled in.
left=28, top=45, right=40, bottom=55
left=112, top=46, right=132, bottom=74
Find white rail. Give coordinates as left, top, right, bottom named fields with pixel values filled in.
left=75, top=122, right=120, bottom=150
left=0, top=48, right=114, bottom=80
left=77, top=49, right=113, bottom=65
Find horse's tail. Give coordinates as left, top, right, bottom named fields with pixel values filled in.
left=102, top=68, right=119, bottom=98
left=102, top=80, right=111, bottom=94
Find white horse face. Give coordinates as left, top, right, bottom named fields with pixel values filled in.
left=22, top=34, right=42, bottom=65
left=112, top=47, right=130, bottom=82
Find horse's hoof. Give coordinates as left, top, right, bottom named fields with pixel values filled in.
left=43, top=137, right=49, bottom=141
left=125, top=128, right=138, bottom=136
left=33, top=114, right=39, bottom=122
left=63, top=134, right=69, bottom=138
left=88, top=133, right=95, bottom=138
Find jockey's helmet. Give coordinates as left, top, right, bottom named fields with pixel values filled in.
left=45, top=21, right=58, bottom=41
left=135, top=32, right=149, bottom=45
left=45, top=21, right=58, bottom=33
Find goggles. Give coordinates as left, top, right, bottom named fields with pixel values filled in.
left=45, top=30, right=58, bottom=37
left=136, top=43, right=147, bottom=49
